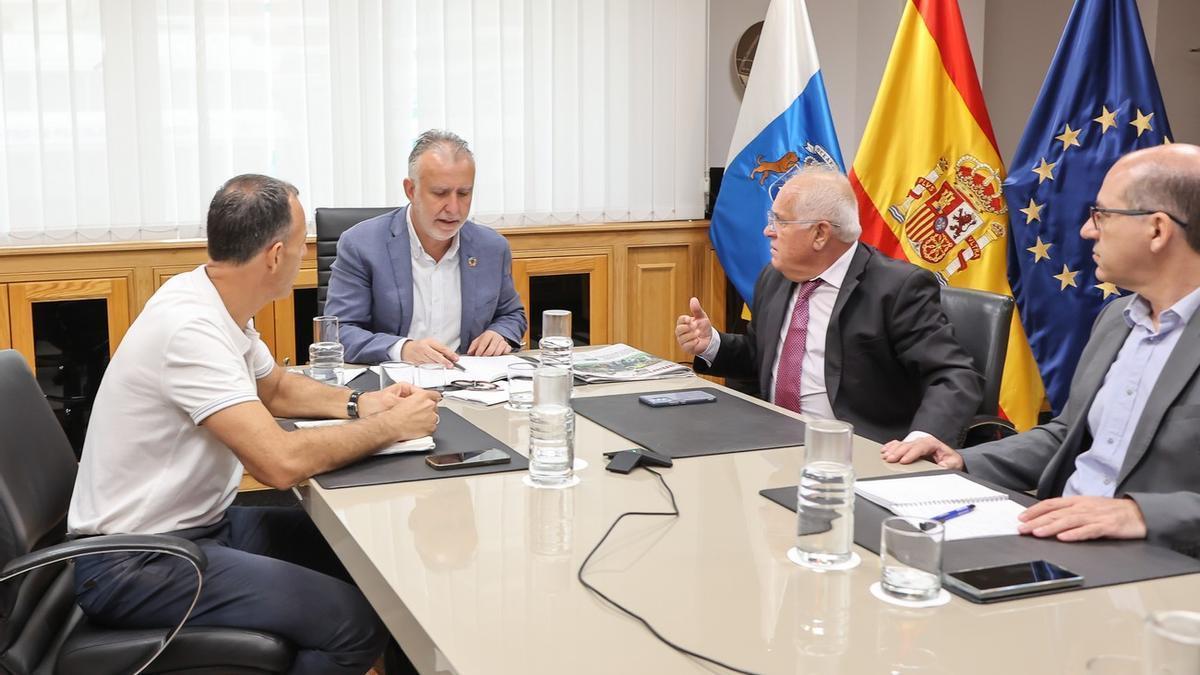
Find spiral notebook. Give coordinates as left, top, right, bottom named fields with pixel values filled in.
left=855, top=473, right=1026, bottom=541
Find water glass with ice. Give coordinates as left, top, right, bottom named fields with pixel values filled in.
left=506, top=362, right=536, bottom=411
left=879, top=516, right=944, bottom=602
left=792, top=420, right=856, bottom=569
left=309, top=315, right=344, bottom=385
left=528, top=366, right=575, bottom=488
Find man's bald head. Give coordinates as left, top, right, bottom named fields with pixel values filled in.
left=1114, top=143, right=1200, bottom=252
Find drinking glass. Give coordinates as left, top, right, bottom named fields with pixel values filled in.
left=417, top=363, right=446, bottom=389
left=309, top=315, right=344, bottom=385
left=879, top=516, right=944, bottom=602
left=380, top=361, right=415, bottom=389
left=1145, top=610, right=1200, bottom=674
left=528, top=366, right=575, bottom=487
left=506, top=362, right=536, bottom=411
left=792, top=420, right=856, bottom=568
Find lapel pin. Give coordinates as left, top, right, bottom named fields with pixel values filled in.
left=468, top=256, right=478, bottom=268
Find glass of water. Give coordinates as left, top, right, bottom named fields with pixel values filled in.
left=528, top=366, right=575, bottom=488
left=309, top=315, right=344, bottom=385
left=380, top=361, right=415, bottom=390
left=879, top=516, right=944, bottom=602
left=792, top=420, right=856, bottom=569
left=1146, top=610, right=1200, bottom=674
left=417, top=363, right=446, bottom=389
left=506, top=361, right=536, bottom=411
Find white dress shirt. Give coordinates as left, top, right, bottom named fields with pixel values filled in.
left=698, top=243, right=930, bottom=441
left=388, top=208, right=463, bottom=360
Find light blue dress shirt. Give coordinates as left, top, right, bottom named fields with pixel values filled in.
left=1063, top=286, right=1200, bottom=497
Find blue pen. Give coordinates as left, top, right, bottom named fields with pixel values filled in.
left=931, top=504, right=976, bottom=522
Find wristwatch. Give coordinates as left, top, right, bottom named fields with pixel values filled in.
left=347, top=390, right=362, bottom=419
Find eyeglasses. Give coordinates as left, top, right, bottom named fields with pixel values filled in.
left=447, top=380, right=500, bottom=392
left=1089, top=205, right=1192, bottom=230
left=765, top=211, right=840, bottom=234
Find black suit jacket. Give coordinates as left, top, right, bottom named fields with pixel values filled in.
left=696, top=243, right=983, bottom=445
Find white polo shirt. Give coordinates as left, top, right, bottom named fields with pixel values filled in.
left=68, top=265, right=276, bottom=535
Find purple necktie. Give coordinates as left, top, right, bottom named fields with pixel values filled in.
left=773, top=279, right=822, bottom=413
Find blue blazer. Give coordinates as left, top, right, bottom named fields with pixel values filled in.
left=324, top=207, right=527, bottom=364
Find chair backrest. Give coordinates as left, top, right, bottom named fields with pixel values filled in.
left=0, top=350, right=79, bottom=661
left=938, top=287, right=1014, bottom=417
left=314, top=207, right=397, bottom=314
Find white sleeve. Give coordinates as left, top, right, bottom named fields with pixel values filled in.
left=697, top=328, right=722, bottom=365
left=250, top=338, right=276, bottom=379
left=162, top=321, right=262, bottom=425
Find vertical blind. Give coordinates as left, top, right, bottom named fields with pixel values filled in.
left=0, top=0, right=707, bottom=245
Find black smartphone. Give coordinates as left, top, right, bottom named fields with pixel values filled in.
left=638, top=390, right=717, bottom=408
left=425, top=448, right=511, bottom=470
left=943, top=560, right=1083, bottom=600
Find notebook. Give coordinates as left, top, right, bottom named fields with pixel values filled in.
left=855, top=473, right=1027, bottom=541
left=292, top=418, right=436, bottom=455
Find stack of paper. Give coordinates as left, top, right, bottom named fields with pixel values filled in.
left=855, top=474, right=1027, bottom=541
left=293, top=418, right=435, bottom=455
left=451, top=355, right=532, bottom=383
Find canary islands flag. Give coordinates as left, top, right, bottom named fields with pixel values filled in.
left=710, top=0, right=843, bottom=303
left=1005, top=0, right=1171, bottom=414
left=848, top=0, right=1044, bottom=430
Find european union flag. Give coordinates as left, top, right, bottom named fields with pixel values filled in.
left=1004, top=0, right=1171, bottom=413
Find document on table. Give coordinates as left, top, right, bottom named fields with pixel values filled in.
left=855, top=473, right=1027, bottom=541
left=452, top=355, right=530, bottom=383
left=292, top=418, right=435, bottom=455
left=442, top=383, right=510, bottom=407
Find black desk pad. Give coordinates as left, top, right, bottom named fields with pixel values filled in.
left=760, top=469, right=1200, bottom=603
left=296, top=409, right=526, bottom=489
left=571, top=387, right=804, bottom=459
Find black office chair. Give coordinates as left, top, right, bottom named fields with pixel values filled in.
left=938, top=286, right=1019, bottom=446
left=314, top=207, right=397, bottom=315
left=0, top=350, right=294, bottom=674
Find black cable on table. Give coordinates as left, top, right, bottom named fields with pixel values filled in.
left=576, top=466, right=762, bottom=675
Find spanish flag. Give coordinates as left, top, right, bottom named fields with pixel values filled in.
left=849, top=0, right=1043, bottom=430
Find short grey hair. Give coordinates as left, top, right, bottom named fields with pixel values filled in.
left=407, top=129, right=474, bottom=178
left=779, top=165, right=862, bottom=243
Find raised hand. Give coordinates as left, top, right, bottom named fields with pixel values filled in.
left=675, top=296, right=712, bottom=356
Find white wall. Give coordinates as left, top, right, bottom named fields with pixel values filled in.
left=708, top=0, right=1196, bottom=172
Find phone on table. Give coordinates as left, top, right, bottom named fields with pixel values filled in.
left=943, top=560, right=1083, bottom=601
left=638, top=390, right=717, bottom=408
left=425, top=448, right=511, bottom=470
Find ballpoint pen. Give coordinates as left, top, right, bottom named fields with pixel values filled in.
left=931, top=504, right=976, bottom=522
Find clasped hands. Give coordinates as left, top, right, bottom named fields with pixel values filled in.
left=402, top=330, right=513, bottom=367
left=879, top=436, right=1147, bottom=542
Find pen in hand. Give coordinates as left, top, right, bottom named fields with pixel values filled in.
left=931, top=504, right=976, bottom=522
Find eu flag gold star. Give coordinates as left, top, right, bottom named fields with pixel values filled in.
left=1053, top=265, right=1079, bottom=290
left=1032, top=157, right=1056, bottom=184
left=1027, top=237, right=1052, bottom=262
left=1130, top=109, right=1154, bottom=137
left=1094, top=105, right=1118, bottom=134
left=1055, top=124, right=1082, bottom=151
left=1020, top=198, right=1045, bottom=224
left=1095, top=282, right=1121, bottom=299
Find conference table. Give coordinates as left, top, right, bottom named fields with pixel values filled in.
left=295, top=374, right=1200, bottom=674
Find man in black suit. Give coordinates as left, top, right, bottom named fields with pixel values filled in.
left=677, top=166, right=982, bottom=445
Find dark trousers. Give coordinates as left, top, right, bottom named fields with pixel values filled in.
left=74, top=506, right=387, bottom=675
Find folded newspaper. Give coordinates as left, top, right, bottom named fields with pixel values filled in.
left=570, top=344, right=692, bottom=383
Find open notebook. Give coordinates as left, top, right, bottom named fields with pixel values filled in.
left=855, top=473, right=1027, bottom=541
left=293, top=418, right=435, bottom=455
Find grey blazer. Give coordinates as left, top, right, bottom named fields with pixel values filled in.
left=963, top=295, right=1200, bottom=555
left=324, top=207, right=527, bottom=364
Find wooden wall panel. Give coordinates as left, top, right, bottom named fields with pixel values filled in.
left=626, top=245, right=691, bottom=362
left=0, top=284, right=9, bottom=350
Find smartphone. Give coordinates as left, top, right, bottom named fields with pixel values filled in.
left=638, top=390, right=718, bottom=408
left=943, top=560, right=1083, bottom=600
left=425, top=448, right=511, bottom=470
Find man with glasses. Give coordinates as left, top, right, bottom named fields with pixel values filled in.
left=676, top=166, right=982, bottom=445
left=883, top=144, right=1200, bottom=555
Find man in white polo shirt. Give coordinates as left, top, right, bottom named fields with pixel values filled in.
left=68, top=174, right=439, bottom=675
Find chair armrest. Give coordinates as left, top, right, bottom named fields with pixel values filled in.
left=1, top=534, right=205, bottom=581
left=1, top=534, right=207, bottom=675
left=960, top=414, right=1019, bottom=448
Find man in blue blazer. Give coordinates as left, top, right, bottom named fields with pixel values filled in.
left=325, top=130, right=527, bottom=365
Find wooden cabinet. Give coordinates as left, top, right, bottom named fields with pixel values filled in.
left=512, top=252, right=610, bottom=346
left=7, top=276, right=132, bottom=375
